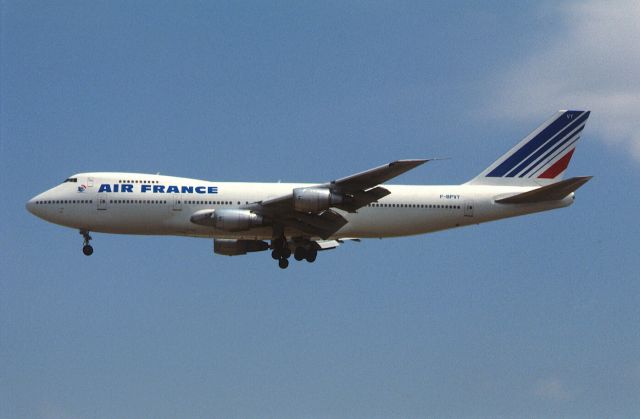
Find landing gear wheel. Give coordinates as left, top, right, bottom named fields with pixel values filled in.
left=294, top=247, right=307, bottom=261
left=80, top=230, right=93, bottom=256
left=305, top=249, right=317, bottom=263
left=82, top=244, right=94, bottom=256
left=281, top=247, right=291, bottom=259
left=271, top=229, right=291, bottom=268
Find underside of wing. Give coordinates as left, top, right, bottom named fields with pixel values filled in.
left=243, top=196, right=348, bottom=239
left=273, top=209, right=348, bottom=239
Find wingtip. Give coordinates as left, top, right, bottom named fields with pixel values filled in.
left=390, top=159, right=430, bottom=166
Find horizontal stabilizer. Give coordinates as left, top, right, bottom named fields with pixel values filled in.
left=495, top=176, right=592, bottom=204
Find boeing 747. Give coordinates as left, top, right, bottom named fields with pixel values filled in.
left=26, top=110, right=592, bottom=269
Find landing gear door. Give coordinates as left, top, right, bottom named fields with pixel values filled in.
left=97, top=193, right=108, bottom=210
left=172, top=194, right=182, bottom=211
left=464, top=200, right=474, bottom=217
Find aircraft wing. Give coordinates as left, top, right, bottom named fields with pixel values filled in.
left=326, top=159, right=428, bottom=193
left=244, top=159, right=429, bottom=238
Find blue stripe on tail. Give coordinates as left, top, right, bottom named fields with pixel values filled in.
left=521, top=125, right=585, bottom=178
left=506, top=111, right=589, bottom=178
left=486, top=110, right=583, bottom=177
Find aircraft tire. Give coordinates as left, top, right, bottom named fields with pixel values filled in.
left=281, top=247, right=291, bottom=259
left=305, top=249, right=317, bottom=263
left=278, top=258, right=289, bottom=269
left=82, top=245, right=94, bottom=256
left=294, top=247, right=306, bottom=261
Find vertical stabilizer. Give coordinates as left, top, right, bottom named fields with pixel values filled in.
left=467, top=110, right=590, bottom=186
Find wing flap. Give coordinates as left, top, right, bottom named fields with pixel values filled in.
left=294, top=209, right=348, bottom=238
left=267, top=209, right=348, bottom=239
left=334, top=186, right=391, bottom=213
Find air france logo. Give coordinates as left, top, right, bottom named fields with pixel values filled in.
left=77, top=184, right=87, bottom=193
left=97, top=183, right=218, bottom=194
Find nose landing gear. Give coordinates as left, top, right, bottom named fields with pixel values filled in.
left=80, top=230, right=93, bottom=256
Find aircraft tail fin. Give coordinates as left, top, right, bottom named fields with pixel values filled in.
left=467, top=110, right=590, bottom=186
left=495, top=176, right=592, bottom=204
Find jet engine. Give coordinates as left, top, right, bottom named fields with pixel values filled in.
left=293, top=187, right=343, bottom=213
left=214, top=239, right=269, bottom=256
left=190, top=209, right=263, bottom=232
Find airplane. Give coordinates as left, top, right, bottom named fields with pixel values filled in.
left=26, top=110, right=592, bottom=269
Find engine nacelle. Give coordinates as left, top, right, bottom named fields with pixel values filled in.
left=190, top=209, right=263, bottom=232
left=293, top=187, right=343, bottom=213
left=214, top=239, right=269, bottom=256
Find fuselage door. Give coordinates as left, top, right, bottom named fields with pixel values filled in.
left=172, top=194, right=182, bottom=211
left=97, top=193, right=108, bottom=210
left=464, top=200, right=474, bottom=217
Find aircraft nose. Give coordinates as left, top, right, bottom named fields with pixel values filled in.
left=26, top=193, right=46, bottom=217
left=26, top=196, right=37, bottom=215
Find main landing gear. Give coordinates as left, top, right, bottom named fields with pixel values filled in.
left=270, top=237, right=318, bottom=269
left=293, top=246, right=317, bottom=263
left=80, top=230, right=93, bottom=256
left=271, top=237, right=290, bottom=269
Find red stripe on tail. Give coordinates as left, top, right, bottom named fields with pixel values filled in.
left=538, top=148, right=575, bottom=179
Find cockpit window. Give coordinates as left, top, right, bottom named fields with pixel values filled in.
left=63, top=178, right=78, bottom=183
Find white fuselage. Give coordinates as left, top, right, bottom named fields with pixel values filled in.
left=26, top=172, right=573, bottom=240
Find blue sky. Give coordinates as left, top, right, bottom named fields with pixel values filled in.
left=1, top=1, right=639, bottom=418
